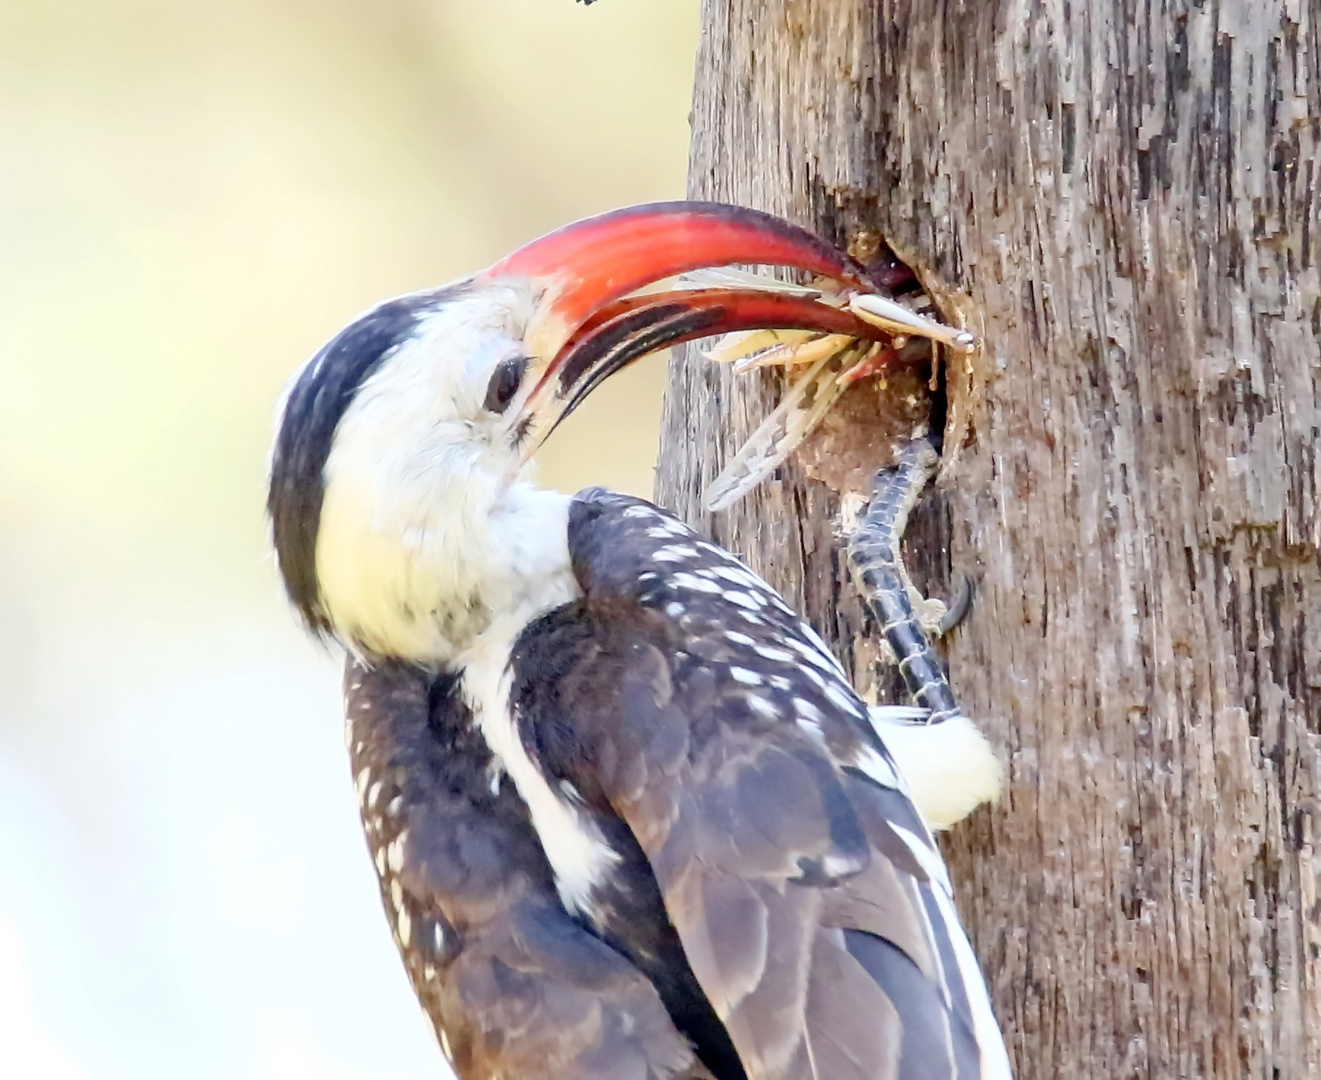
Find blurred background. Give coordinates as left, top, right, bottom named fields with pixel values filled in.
left=0, top=1, right=698, bottom=1076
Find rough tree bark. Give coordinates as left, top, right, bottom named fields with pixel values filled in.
left=656, top=3, right=1321, bottom=1077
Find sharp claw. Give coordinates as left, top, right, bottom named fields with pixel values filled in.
left=936, top=575, right=974, bottom=637
left=848, top=292, right=977, bottom=354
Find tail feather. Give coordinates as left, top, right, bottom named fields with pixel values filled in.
left=802, top=928, right=903, bottom=1080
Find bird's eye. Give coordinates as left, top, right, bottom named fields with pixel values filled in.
left=483, top=355, right=528, bottom=415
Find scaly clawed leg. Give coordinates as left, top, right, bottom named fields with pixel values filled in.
left=846, top=438, right=963, bottom=722
left=846, top=437, right=1002, bottom=829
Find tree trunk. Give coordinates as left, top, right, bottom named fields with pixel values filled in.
left=656, top=3, right=1321, bottom=1077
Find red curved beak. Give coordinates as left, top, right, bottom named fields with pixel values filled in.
left=478, top=201, right=898, bottom=460
left=481, top=201, right=879, bottom=356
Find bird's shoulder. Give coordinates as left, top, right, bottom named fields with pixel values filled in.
left=560, top=488, right=919, bottom=813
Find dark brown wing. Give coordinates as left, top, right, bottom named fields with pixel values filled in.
left=344, top=658, right=711, bottom=1080
left=506, top=490, right=1011, bottom=1080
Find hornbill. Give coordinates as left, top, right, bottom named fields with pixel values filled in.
left=268, top=203, right=1009, bottom=1080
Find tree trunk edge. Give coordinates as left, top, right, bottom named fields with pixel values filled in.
left=657, top=2, right=1321, bottom=1077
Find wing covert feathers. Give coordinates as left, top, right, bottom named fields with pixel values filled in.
left=506, top=490, right=1014, bottom=1080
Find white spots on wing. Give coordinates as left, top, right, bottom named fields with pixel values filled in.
left=799, top=665, right=827, bottom=690
left=786, top=635, right=838, bottom=673
left=359, top=764, right=421, bottom=962
left=722, top=590, right=762, bottom=610
left=623, top=505, right=655, bottom=519
left=712, top=565, right=764, bottom=589
left=387, top=834, right=407, bottom=874
left=434, top=922, right=447, bottom=951
left=387, top=877, right=414, bottom=950
left=854, top=745, right=902, bottom=790
left=439, top=1027, right=454, bottom=1064
left=671, top=571, right=723, bottom=594
left=794, top=697, right=824, bottom=725
left=653, top=544, right=700, bottom=563
left=797, top=716, right=825, bottom=742
left=423, top=963, right=437, bottom=982
left=824, top=681, right=866, bottom=718
left=622, top=501, right=963, bottom=824
left=801, top=624, right=847, bottom=675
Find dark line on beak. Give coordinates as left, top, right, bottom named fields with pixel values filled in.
left=557, top=303, right=692, bottom=395
left=553, top=304, right=726, bottom=431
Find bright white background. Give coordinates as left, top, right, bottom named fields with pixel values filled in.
left=0, top=2, right=698, bottom=1076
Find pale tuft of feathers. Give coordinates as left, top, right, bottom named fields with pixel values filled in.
left=867, top=708, right=1003, bottom=830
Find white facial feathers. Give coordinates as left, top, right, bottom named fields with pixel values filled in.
left=313, top=282, right=572, bottom=662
